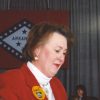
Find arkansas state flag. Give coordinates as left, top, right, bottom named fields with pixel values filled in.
left=0, top=10, right=70, bottom=69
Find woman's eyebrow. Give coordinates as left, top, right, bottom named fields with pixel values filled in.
left=57, top=46, right=67, bottom=51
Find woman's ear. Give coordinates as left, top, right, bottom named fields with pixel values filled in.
left=33, top=47, right=41, bottom=60
left=34, top=47, right=41, bottom=56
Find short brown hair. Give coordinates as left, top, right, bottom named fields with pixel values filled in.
left=22, top=22, right=74, bottom=61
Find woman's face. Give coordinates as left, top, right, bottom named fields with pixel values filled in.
left=33, top=32, right=67, bottom=78
left=77, top=89, right=84, bottom=97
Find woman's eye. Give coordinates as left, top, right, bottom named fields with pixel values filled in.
left=63, top=52, right=67, bottom=55
left=55, top=50, right=60, bottom=53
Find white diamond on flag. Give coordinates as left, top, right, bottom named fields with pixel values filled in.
left=3, top=26, right=30, bottom=53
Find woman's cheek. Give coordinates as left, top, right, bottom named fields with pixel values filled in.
left=44, top=48, right=53, bottom=58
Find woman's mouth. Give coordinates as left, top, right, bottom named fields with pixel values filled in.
left=54, top=64, right=60, bottom=67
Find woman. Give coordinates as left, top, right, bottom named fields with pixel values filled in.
left=71, top=85, right=98, bottom=100
left=71, top=85, right=87, bottom=100
left=0, top=23, right=74, bottom=100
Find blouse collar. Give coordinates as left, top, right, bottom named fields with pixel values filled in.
left=27, top=61, right=52, bottom=85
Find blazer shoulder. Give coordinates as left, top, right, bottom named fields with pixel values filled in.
left=0, top=68, right=21, bottom=78
left=0, top=68, right=24, bottom=87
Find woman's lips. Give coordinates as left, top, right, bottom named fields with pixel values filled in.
left=54, top=64, right=60, bottom=67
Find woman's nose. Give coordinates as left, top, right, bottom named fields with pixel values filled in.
left=58, top=54, right=65, bottom=62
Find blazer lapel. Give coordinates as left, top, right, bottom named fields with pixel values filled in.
left=20, top=64, right=48, bottom=100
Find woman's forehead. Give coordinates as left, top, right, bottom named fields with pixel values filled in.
left=43, top=32, right=67, bottom=50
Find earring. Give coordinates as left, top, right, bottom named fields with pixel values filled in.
left=34, top=56, right=38, bottom=60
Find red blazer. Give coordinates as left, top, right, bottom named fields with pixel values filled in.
left=0, top=64, right=68, bottom=100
